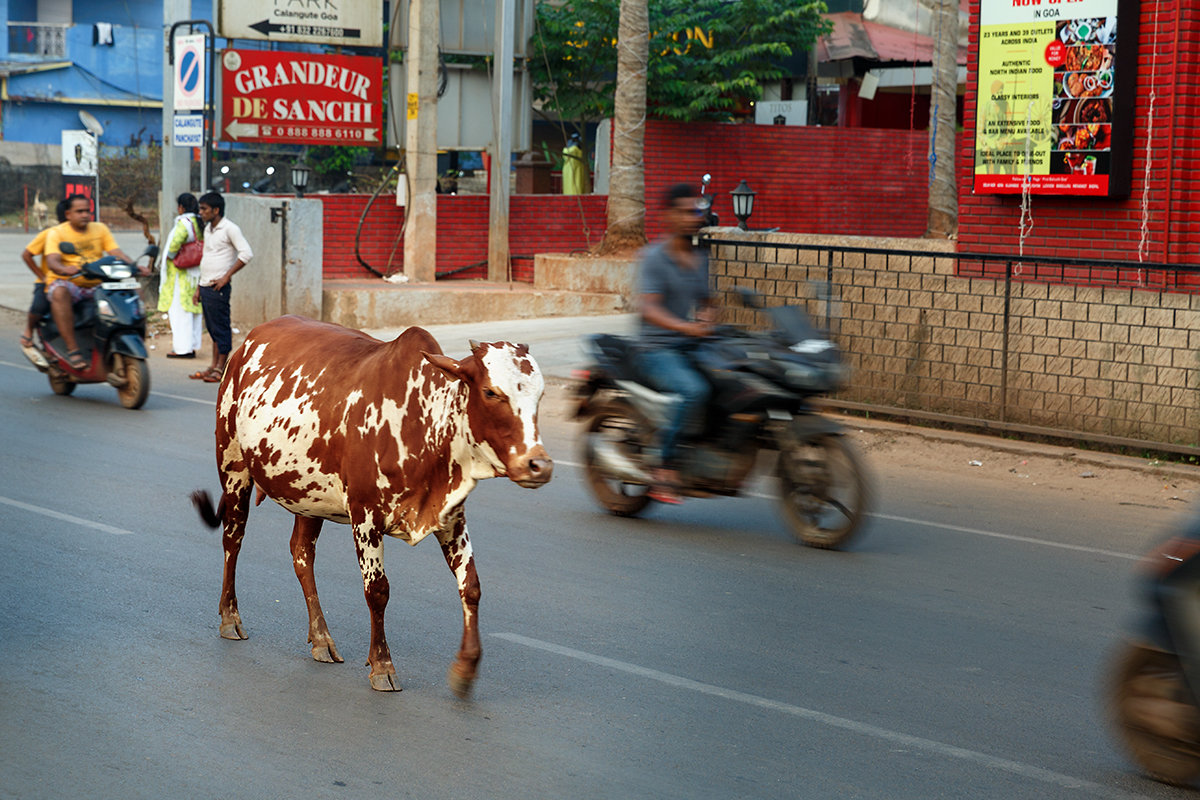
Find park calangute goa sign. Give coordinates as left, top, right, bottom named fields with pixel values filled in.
left=973, top=0, right=1139, bottom=198
left=219, top=49, right=382, bottom=145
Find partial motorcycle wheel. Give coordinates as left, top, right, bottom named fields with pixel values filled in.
left=580, top=400, right=652, bottom=517
left=112, top=354, right=150, bottom=410
left=1109, top=641, right=1200, bottom=786
left=778, top=434, right=868, bottom=549
left=47, top=368, right=75, bottom=396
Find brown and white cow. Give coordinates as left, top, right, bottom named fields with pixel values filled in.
left=191, top=315, right=552, bottom=696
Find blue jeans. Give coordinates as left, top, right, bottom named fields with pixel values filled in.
left=199, top=283, right=233, bottom=355
left=637, top=346, right=711, bottom=468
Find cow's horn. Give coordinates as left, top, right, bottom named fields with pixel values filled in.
left=469, top=339, right=482, bottom=351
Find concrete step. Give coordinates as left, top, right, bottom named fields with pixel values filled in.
left=322, top=279, right=630, bottom=330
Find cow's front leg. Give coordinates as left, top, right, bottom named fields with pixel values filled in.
left=352, top=520, right=399, bottom=691
left=437, top=510, right=481, bottom=699
left=290, top=515, right=342, bottom=664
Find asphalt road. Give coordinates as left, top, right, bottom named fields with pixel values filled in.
left=0, top=312, right=1196, bottom=800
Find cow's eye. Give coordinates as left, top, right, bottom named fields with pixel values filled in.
left=483, top=388, right=499, bottom=400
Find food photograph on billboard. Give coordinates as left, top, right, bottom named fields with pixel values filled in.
left=973, top=0, right=1138, bottom=198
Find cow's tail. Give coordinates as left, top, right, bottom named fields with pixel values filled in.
left=191, top=489, right=224, bottom=530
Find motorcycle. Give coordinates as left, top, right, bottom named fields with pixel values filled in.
left=573, top=287, right=870, bottom=549
left=27, top=242, right=159, bottom=409
left=1108, top=513, right=1200, bottom=785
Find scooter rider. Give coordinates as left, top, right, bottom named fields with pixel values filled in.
left=43, top=194, right=145, bottom=370
left=636, top=183, right=718, bottom=504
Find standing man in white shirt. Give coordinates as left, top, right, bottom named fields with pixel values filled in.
left=192, top=191, right=253, bottom=383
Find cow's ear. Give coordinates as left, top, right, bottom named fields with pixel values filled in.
left=422, top=351, right=466, bottom=381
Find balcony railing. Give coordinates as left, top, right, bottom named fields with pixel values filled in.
left=8, top=22, right=67, bottom=58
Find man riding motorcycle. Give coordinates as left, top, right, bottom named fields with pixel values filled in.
left=636, top=183, right=718, bottom=503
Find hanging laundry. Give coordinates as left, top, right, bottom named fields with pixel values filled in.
left=93, top=23, right=114, bottom=46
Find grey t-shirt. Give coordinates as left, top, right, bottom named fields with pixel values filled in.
left=637, top=239, right=710, bottom=347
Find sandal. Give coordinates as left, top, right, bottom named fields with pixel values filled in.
left=66, top=349, right=87, bottom=370
left=189, top=369, right=213, bottom=380
left=201, top=369, right=224, bottom=383
left=19, top=334, right=33, bottom=348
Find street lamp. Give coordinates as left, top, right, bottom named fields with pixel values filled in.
left=730, top=179, right=757, bottom=230
left=291, top=163, right=312, bottom=198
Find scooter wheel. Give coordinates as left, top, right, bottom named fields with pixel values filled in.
left=1109, top=641, right=1200, bottom=786
left=48, top=369, right=75, bottom=396
left=580, top=401, right=652, bottom=517
left=113, top=354, right=150, bottom=409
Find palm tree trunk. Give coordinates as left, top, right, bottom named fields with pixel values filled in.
left=598, top=0, right=648, bottom=253
left=926, top=0, right=958, bottom=238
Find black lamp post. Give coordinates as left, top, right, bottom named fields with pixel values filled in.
left=730, top=179, right=757, bottom=230
left=291, top=163, right=312, bottom=198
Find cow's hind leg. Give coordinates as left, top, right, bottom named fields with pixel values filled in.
left=218, top=484, right=253, bottom=640
left=352, top=520, right=399, bottom=692
left=290, top=515, right=342, bottom=664
left=437, top=511, right=481, bottom=699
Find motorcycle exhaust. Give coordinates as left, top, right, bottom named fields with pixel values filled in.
left=589, top=434, right=651, bottom=484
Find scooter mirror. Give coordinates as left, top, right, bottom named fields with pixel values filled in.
left=59, top=242, right=77, bottom=255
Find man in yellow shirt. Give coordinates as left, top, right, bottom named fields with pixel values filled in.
left=44, top=194, right=141, bottom=369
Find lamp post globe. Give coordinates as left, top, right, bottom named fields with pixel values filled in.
left=291, top=163, right=312, bottom=198
left=730, top=179, right=756, bottom=230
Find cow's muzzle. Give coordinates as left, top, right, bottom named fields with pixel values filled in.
left=510, top=447, right=553, bottom=488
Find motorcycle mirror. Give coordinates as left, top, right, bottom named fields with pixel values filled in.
left=59, top=242, right=77, bottom=255
left=144, top=245, right=160, bottom=260
left=701, top=173, right=712, bottom=186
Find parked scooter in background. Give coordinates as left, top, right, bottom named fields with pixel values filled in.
left=27, top=242, right=158, bottom=409
left=1108, top=512, right=1200, bottom=785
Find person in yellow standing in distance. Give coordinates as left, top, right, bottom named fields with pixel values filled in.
left=43, top=194, right=145, bottom=370
left=561, top=131, right=591, bottom=195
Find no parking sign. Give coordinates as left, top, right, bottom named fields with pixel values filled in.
left=174, top=33, right=206, bottom=111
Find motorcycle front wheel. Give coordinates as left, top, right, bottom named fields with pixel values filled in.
left=580, top=400, right=652, bottom=517
left=112, top=354, right=150, bottom=409
left=777, top=434, right=868, bottom=549
left=1109, top=641, right=1200, bottom=786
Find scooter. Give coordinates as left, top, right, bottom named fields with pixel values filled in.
left=28, top=242, right=158, bottom=409
left=1108, top=512, right=1200, bottom=785
left=574, top=287, right=870, bottom=549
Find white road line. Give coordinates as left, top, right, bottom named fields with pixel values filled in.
left=493, top=632, right=1147, bottom=800
left=553, top=459, right=1142, bottom=561
left=0, top=495, right=133, bottom=535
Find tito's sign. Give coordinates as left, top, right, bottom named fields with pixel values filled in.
left=219, top=49, right=382, bottom=145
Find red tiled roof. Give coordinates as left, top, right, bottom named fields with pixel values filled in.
left=817, top=11, right=967, bottom=66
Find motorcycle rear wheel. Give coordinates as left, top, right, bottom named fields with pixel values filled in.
left=1109, top=641, right=1200, bottom=786
left=47, top=368, right=75, bottom=396
left=113, top=354, right=150, bottom=410
left=777, top=434, right=868, bottom=549
left=581, top=401, right=652, bottom=517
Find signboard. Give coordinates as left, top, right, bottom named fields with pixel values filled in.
left=174, top=33, right=206, bottom=111
left=392, top=0, right=532, bottom=57
left=387, top=63, right=531, bottom=151
left=217, top=0, right=382, bottom=48
left=61, top=130, right=97, bottom=177
left=754, top=100, right=807, bottom=126
left=174, top=113, right=204, bottom=147
left=973, top=0, right=1139, bottom=198
left=219, top=50, right=382, bottom=145
left=63, top=176, right=98, bottom=219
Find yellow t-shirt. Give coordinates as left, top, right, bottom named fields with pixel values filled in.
left=45, top=221, right=118, bottom=288
left=24, top=227, right=52, bottom=284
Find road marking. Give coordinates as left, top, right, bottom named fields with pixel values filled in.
left=494, top=632, right=1146, bottom=799
left=0, top=359, right=216, bottom=406
left=0, top=495, right=133, bottom=535
left=554, top=459, right=1142, bottom=561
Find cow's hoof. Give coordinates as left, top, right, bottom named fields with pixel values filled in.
left=219, top=621, right=247, bottom=640
left=447, top=664, right=475, bottom=699
left=312, top=643, right=344, bottom=663
left=369, top=672, right=401, bottom=692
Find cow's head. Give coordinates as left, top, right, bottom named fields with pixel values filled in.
left=423, top=340, right=553, bottom=487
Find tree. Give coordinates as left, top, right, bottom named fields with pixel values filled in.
left=926, top=0, right=958, bottom=238
left=530, top=0, right=831, bottom=127
left=600, top=0, right=649, bottom=253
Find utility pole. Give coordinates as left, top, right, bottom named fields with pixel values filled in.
left=161, top=0, right=191, bottom=247
left=927, top=0, right=959, bottom=237
left=403, top=0, right=439, bottom=282
left=488, top=0, right=515, bottom=282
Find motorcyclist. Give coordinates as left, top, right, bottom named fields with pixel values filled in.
left=636, top=183, right=718, bottom=503
left=43, top=194, right=144, bottom=370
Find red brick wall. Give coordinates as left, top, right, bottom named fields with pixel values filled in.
left=642, top=119, right=930, bottom=241
left=959, top=0, right=1198, bottom=264
left=322, top=193, right=607, bottom=281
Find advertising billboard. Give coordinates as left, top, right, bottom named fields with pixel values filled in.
left=973, top=0, right=1139, bottom=197
left=219, top=50, right=382, bottom=146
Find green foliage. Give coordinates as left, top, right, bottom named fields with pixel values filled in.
left=530, top=0, right=830, bottom=125
left=305, top=145, right=372, bottom=176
